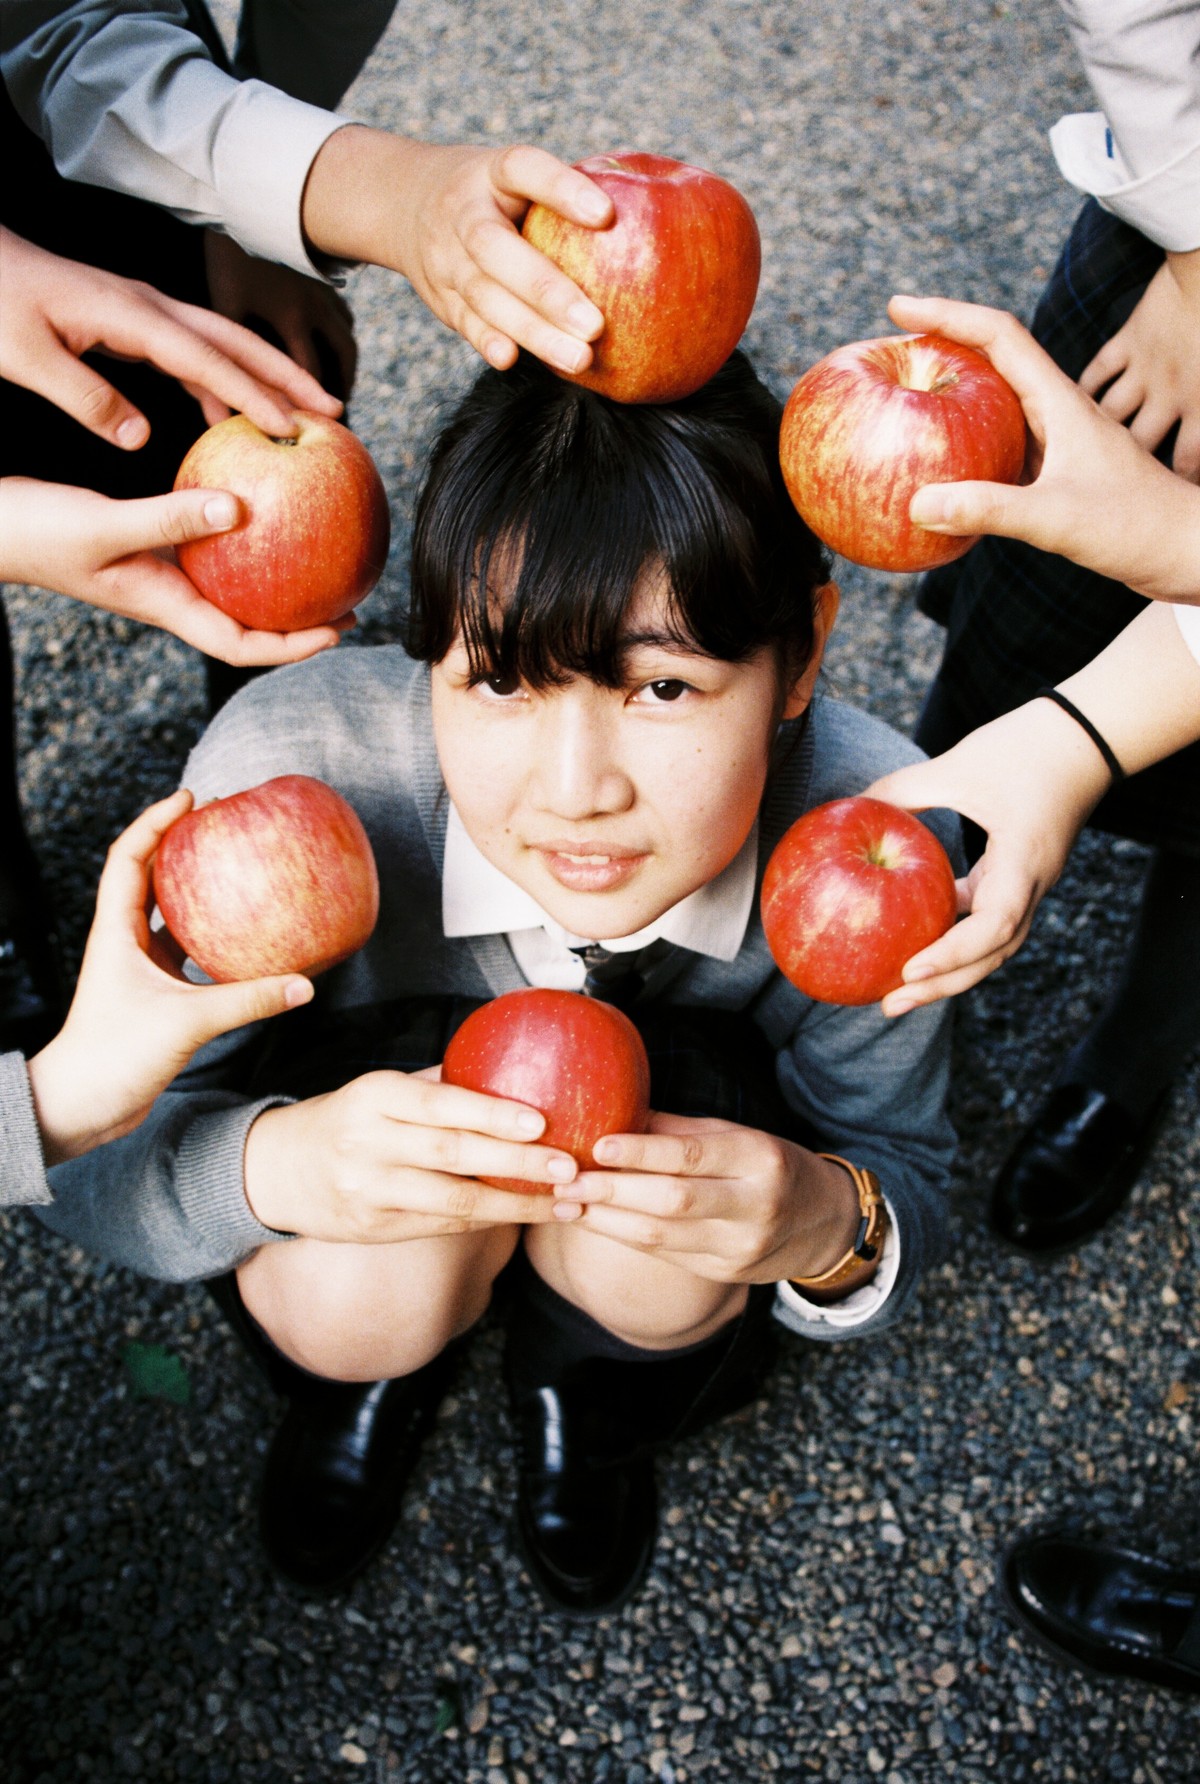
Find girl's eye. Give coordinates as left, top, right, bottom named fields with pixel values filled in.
left=477, top=669, right=524, bottom=698
left=642, top=678, right=691, bottom=703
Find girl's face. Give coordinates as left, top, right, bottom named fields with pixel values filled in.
left=431, top=573, right=838, bottom=940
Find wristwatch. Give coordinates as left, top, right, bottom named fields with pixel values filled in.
left=788, top=1154, right=889, bottom=1305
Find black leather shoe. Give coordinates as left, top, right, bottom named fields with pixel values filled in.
left=990, top=1084, right=1166, bottom=1256
left=507, top=1288, right=777, bottom=1618
left=259, top=1348, right=457, bottom=1592
left=206, top=1272, right=458, bottom=1592
left=1001, top=1533, right=1200, bottom=1694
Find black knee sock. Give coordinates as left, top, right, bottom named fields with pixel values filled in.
left=503, top=1249, right=777, bottom=1450
left=1062, top=848, right=1200, bottom=1118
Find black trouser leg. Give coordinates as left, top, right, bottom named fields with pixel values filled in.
left=1062, top=848, right=1200, bottom=1119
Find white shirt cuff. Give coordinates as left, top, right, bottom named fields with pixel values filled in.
left=774, top=1193, right=901, bottom=1330
left=1050, top=113, right=1200, bottom=252
left=203, top=81, right=353, bottom=277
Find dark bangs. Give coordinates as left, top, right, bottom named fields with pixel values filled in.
left=405, top=349, right=831, bottom=687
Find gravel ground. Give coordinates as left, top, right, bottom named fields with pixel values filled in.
left=3, top=2, right=1198, bottom=1779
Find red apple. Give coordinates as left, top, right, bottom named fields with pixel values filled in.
left=173, top=411, right=390, bottom=630
left=521, top=152, right=761, bottom=404
left=442, top=988, right=651, bottom=1192
left=153, top=774, right=380, bottom=982
left=779, top=333, right=1027, bottom=572
left=761, top=796, right=957, bottom=1006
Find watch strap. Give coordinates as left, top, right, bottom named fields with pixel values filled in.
left=789, top=1154, right=889, bottom=1304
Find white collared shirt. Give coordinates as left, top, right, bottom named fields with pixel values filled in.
left=441, top=802, right=899, bottom=1329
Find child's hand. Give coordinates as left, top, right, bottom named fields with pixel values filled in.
left=301, top=128, right=612, bottom=375
left=1078, top=250, right=1200, bottom=482
left=0, top=226, right=342, bottom=444
left=861, top=703, right=1113, bottom=1015
left=560, top=1114, right=862, bottom=1284
left=0, top=477, right=353, bottom=665
left=886, top=294, right=1200, bottom=601
left=203, top=231, right=358, bottom=401
left=241, top=1071, right=580, bottom=1243
left=26, top=792, right=315, bottom=1165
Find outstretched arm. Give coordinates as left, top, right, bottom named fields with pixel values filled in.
left=866, top=603, right=1200, bottom=1013
left=0, top=478, right=352, bottom=665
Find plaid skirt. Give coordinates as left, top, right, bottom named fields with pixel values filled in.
left=918, top=199, right=1200, bottom=858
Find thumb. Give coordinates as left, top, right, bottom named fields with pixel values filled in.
left=99, top=487, right=243, bottom=561
left=185, top=973, right=313, bottom=1049
left=909, top=479, right=1029, bottom=542
left=862, top=760, right=949, bottom=814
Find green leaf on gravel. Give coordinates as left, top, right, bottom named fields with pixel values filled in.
left=122, top=1341, right=191, bottom=1404
left=433, top=1683, right=460, bottom=1735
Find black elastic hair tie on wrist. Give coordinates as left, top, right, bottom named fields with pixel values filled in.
left=1035, top=687, right=1127, bottom=784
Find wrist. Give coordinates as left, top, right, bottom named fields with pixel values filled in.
left=301, top=126, right=423, bottom=270
left=242, top=1102, right=304, bottom=1233
left=26, top=1037, right=94, bottom=1165
left=777, top=1151, right=863, bottom=1281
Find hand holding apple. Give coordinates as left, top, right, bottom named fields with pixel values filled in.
left=173, top=412, right=389, bottom=631
left=153, top=774, right=380, bottom=982
left=26, top=790, right=315, bottom=1167
left=779, top=332, right=1027, bottom=572
left=761, top=796, right=958, bottom=1006
left=521, top=152, right=761, bottom=403
left=442, top=988, right=651, bottom=1190
left=0, top=476, right=350, bottom=667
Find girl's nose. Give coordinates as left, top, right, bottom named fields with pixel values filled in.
left=533, top=696, right=635, bottom=818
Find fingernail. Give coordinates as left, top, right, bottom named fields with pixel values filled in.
left=593, top=1137, right=619, bottom=1164
left=553, top=1201, right=583, bottom=1222
left=203, top=495, right=238, bottom=529
left=887, top=998, right=916, bottom=1018
left=902, top=962, right=934, bottom=982
left=553, top=341, right=591, bottom=375
left=515, top=1109, right=544, bottom=1137
left=117, top=416, right=149, bottom=448
left=910, top=489, right=951, bottom=528
left=579, top=192, right=611, bottom=225
left=284, top=978, right=313, bottom=1008
left=547, top=1156, right=576, bottom=1182
left=567, top=301, right=604, bottom=337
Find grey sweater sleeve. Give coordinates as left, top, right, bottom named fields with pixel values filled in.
left=0, top=1051, right=53, bottom=1208
left=36, top=1085, right=295, bottom=1281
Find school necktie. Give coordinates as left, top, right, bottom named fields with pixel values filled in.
left=570, top=940, right=671, bottom=1010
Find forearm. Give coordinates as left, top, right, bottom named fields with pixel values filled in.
left=300, top=125, right=428, bottom=270
left=2, top=2, right=347, bottom=274
left=1057, top=600, right=1200, bottom=774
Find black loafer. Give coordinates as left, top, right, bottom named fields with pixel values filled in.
left=512, top=1370, right=660, bottom=1619
left=990, top=1084, right=1165, bottom=1256
left=1001, top=1532, right=1200, bottom=1695
left=259, top=1346, right=457, bottom=1593
left=508, top=1304, right=777, bottom=1619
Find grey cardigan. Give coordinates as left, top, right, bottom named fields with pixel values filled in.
left=33, top=647, right=959, bottom=1341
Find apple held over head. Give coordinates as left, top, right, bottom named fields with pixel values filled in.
left=779, top=333, right=1026, bottom=572
left=173, top=412, right=390, bottom=630
left=153, top=774, right=380, bottom=982
left=761, top=796, right=957, bottom=1007
left=442, top=988, right=652, bottom=1192
left=521, top=152, right=760, bottom=404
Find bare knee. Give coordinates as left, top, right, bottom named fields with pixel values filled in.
left=239, top=1226, right=518, bottom=1381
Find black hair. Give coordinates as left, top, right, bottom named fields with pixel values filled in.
left=404, top=349, right=831, bottom=689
